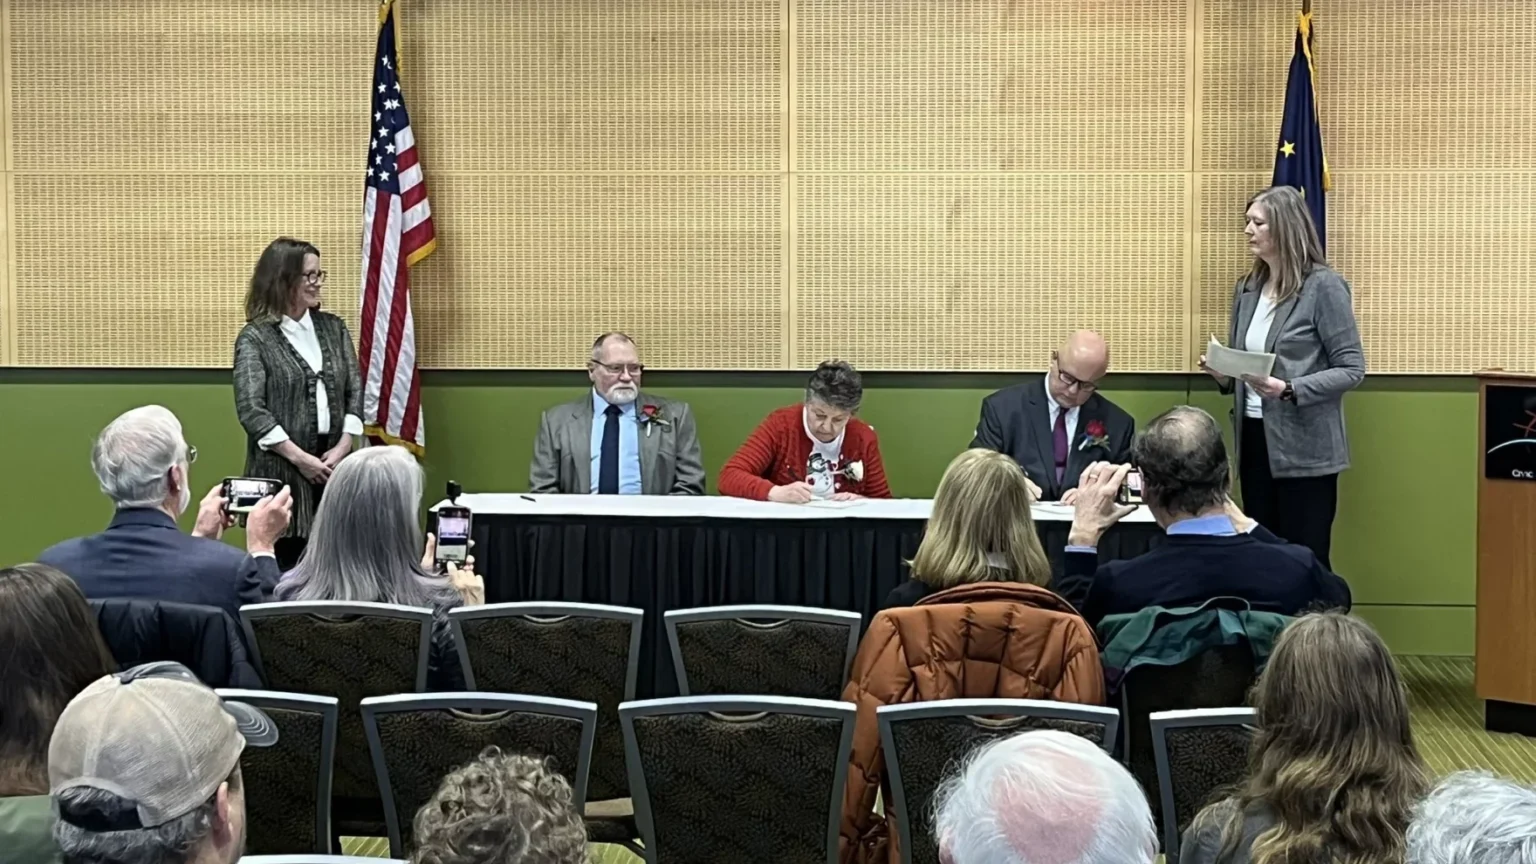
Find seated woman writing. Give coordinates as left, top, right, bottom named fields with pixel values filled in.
left=718, top=360, right=892, bottom=502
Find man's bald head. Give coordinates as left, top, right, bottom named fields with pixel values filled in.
left=1048, top=330, right=1110, bottom=409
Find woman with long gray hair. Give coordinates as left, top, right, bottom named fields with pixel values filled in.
left=274, top=445, right=482, bottom=690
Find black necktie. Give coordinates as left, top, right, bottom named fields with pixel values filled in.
left=598, top=404, right=622, bottom=494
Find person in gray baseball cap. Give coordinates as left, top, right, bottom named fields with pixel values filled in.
left=48, top=661, right=277, bottom=864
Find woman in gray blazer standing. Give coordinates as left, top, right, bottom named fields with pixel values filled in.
left=234, top=238, right=363, bottom=569
left=1201, top=186, right=1365, bottom=567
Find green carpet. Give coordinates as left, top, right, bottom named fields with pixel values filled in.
left=338, top=656, right=1536, bottom=861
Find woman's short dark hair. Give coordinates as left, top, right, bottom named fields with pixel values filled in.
left=1130, top=406, right=1230, bottom=517
left=805, top=360, right=863, bottom=413
left=244, top=237, right=319, bottom=323
left=0, top=563, right=118, bottom=796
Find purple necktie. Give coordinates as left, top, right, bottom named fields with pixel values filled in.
left=1053, top=410, right=1068, bottom=483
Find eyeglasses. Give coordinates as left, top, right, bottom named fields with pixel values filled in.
left=301, top=270, right=328, bottom=286
left=1052, top=353, right=1100, bottom=393
left=592, top=362, right=645, bottom=376
left=187, top=445, right=198, bottom=464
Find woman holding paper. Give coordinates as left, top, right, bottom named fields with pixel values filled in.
left=1200, top=186, right=1364, bottom=567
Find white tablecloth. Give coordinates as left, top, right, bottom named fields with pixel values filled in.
left=433, top=493, right=1156, bottom=523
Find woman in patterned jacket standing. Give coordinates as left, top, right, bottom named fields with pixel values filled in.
left=234, top=237, right=363, bottom=569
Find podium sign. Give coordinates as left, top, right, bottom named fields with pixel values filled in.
left=1484, top=385, right=1536, bottom=481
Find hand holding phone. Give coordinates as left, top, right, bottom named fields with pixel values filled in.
left=435, top=506, right=472, bottom=565
left=1116, top=469, right=1144, bottom=507
left=222, top=477, right=282, bottom=515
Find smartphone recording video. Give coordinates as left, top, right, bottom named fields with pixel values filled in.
left=223, top=477, right=280, bottom=515
left=436, top=506, right=472, bottom=564
left=1117, top=470, right=1144, bottom=507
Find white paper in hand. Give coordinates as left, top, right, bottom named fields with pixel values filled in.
left=1206, top=335, right=1276, bottom=378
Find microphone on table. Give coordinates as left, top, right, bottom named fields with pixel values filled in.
left=447, top=480, right=462, bottom=505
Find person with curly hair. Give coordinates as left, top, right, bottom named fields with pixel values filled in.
left=1180, top=611, right=1430, bottom=864
left=412, top=747, right=588, bottom=864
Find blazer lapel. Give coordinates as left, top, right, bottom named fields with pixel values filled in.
left=1264, top=294, right=1301, bottom=354
left=1233, top=287, right=1259, bottom=348
left=1024, top=379, right=1058, bottom=494
left=1063, top=398, right=1104, bottom=487
left=569, top=398, right=594, bottom=494
left=637, top=394, right=663, bottom=494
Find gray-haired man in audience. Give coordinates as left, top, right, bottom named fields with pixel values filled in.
left=1407, top=771, right=1536, bottom=864
left=50, top=661, right=277, bottom=864
left=933, top=729, right=1157, bottom=864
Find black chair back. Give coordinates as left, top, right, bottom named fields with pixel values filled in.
left=1151, top=708, right=1258, bottom=864
left=1121, top=643, right=1257, bottom=829
left=621, top=695, right=855, bottom=864
left=878, top=699, right=1120, bottom=864
left=361, top=693, right=598, bottom=859
left=240, top=602, right=433, bottom=802
left=449, top=602, right=640, bottom=802
left=218, top=690, right=338, bottom=856
left=665, top=605, right=861, bottom=699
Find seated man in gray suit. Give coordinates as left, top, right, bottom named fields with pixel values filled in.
left=529, top=332, right=706, bottom=495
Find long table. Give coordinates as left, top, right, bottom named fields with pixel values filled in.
left=439, top=494, right=1163, bottom=699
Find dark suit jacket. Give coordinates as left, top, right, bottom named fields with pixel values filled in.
left=90, top=598, right=263, bottom=689
left=1051, top=525, right=1352, bottom=628
left=970, top=378, right=1135, bottom=500
left=38, top=509, right=279, bottom=623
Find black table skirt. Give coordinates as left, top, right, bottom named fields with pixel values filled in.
left=474, top=514, right=1161, bottom=699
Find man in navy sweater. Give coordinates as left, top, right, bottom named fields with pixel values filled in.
left=1052, top=406, right=1350, bottom=629
left=38, top=405, right=293, bottom=622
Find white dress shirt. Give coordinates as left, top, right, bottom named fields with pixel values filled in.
left=1042, top=374, right=1080, bottom=444
left=257, top=311, right=364, bottom=450
left=1243, top=293, right=1278, bottom=419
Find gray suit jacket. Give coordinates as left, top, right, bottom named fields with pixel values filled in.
left=528, top=391, right=706, bottom=495
left=1225, top=264, right=1365, bottom=478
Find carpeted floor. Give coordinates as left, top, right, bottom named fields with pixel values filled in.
left=340, top=656, right=1536, bottom=862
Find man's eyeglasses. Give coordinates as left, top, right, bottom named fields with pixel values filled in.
left=186, top=445, right=198, bottom=464
left=1052, top=353, right=1100, bottom=393
left=592, top=362, right=645, bottom=376
left=301, top=270, right=328, bottom=286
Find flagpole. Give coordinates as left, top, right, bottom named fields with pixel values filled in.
left=1302, top=0, right=1311, bottom=13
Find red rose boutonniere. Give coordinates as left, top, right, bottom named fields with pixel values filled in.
left=637, top=404, right=672, bottom=438
left=1078, top=419, right=1110, bottom=452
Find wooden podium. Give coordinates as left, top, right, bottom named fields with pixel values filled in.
left=1475, top=371, right=1536, bottom=736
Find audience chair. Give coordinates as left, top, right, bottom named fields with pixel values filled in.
left=621, top=695, right=856, bottom=864
left=92, top=598, right=261, bottom=687
left=1120, top=643, right=1257, bottom=830
left=448, top=602, right=642, bottom=849
left=360, top=693, right=598, bottom=859
left=237, top=857, right=405, bottom=864
left=664, top=605, right=861, bottom=699
left=878, top=699, right=1121, bottom=864
left=217, top=690, right=338, bottom=856
left=240, top=602, right=434, bottom=839
left=1150, top=708, right=1258, bottom=864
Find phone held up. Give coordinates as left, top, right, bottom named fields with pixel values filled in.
left=436, top=506, right=472, bottom=565
left=222, top=477, right=281, bottom=526
left=1116, top=469, right=1144, bottom=507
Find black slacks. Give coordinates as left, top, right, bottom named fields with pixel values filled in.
left=1239, top=417, right=1339, bottom=569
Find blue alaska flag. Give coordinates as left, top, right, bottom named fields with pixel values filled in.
left=1273, top=11, right=1330, bottom=251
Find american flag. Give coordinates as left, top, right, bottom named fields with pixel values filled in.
left=359, top=0, right=435, bottom=455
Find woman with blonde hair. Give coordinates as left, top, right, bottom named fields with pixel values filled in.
left=882, top=448, right=1052, bottom=608
left=1180, top=611, right=1429, bottom=864
left=1201, top=186, right=1364, bottom=568
left=840, top=449, right=1101, bottom=863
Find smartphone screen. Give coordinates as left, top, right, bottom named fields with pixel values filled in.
left=1118, top=470, right=1144, bottom=506
left=224, top=478, right=276, bottom=514
left=436, top=508, right=472, bottom=564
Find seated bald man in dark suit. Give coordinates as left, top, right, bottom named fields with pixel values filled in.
left=970, top=330, right=1135, bottom=503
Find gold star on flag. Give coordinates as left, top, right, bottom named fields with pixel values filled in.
left=1280, top=141, right=1296, bottom=157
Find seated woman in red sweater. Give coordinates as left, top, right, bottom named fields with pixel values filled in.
left=719, top=360, right=892, bottom=502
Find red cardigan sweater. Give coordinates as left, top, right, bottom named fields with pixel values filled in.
left=718, top=405, right=892, bottom=501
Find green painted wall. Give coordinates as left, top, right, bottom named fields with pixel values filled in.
left=0, top=372, right=1477, bottom=654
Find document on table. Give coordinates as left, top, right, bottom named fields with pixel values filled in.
left=803, top=498, right=865, bottom=509
left=1033, top=502, right=1077, bottom=519
left=1205, top=334, right=1276, bottom=379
